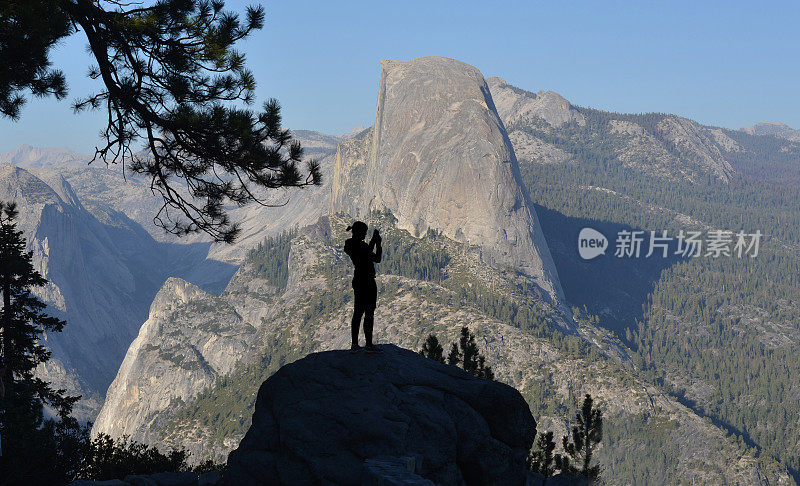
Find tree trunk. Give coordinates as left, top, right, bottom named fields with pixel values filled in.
left=1, top=266, right=11, bottom=386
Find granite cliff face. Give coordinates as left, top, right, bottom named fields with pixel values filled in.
left=331, top=57, right=564, bottom=304
left=0, top=163, right=237, bottom=419
left=91, top=277, right=259, bottom=444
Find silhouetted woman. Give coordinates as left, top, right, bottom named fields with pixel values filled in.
left=343, top=221, right=382, bottom=354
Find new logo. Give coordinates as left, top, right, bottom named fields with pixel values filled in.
left=578, top=228, right=608, bottom=260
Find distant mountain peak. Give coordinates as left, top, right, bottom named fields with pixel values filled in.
left=490, top=78, right=737, bottom=182
left=341, top=125, right=366, bottom=140
left=0, top=163, right=63, bottom=208
left=486, top=77, right=585, bottom=128
left=0, top=144, right=89, bottom=169
left=739, top=121, right=800, bottom=142
left=741, top=121, right=793, bottom=131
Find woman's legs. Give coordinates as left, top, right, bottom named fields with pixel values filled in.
left=352, top=280, right=378, bottom=348
left=363, top=307, right=374, bottom=347
left=351, top=294, right=365, bottom=347
left=363, top=282, right=378, bottom=347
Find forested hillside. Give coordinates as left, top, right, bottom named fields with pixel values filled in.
left=504, top=86, right=800, bottom=480
left=119, top=213, right=789, bottom=484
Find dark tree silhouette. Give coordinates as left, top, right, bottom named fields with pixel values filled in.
left=0, top=201, right=75, bottom=414
left=419, top=334, right=444, bottom=363
left=0, top=1, right=71, bottom=118
left=475, top=355, right=494, bottom=381
left=451, top=327, right=494, bottom=380
left=554, top=448, right=573, bottom=480
left=425, top=327, right=494, bottom=380
left=0, top=201, right=86, bottom=484
left=446, top=341, right=461, bottom=366
left=561, top=394, right=603, bottom=481
left=78, top=434, right=189, bottom=481
left=527, top=431, right=556, bottom=478
left=0, top=0, right=321, bottom=242
left=0, top=201, right=210, bottom=483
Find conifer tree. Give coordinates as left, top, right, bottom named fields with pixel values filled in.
left=527, top=431, right=557, bottom=478
left=452, top=327, right=494, bottom=380
left=0, top=201, right=85, bottom=484
left=459, top=326, right=480, bottom=373
left=440, top=326, right=494, bottom=380
left=0, top=201, right=75, bottom=413
left=419, top=334, right=445, bottom=363
left=561, top=394, right=603, bottom=481
left=424, top=328, right=494, bottom=380
left=446, top=342, right=461, bottom=366
left=475, top=354, right=495, bottom=381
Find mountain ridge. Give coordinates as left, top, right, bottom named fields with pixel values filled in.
left=740, top=121, right=800, bottom=142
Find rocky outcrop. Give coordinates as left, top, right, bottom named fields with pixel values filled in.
left=224, top=345, right=536, bottom=486
left=92, top=277, right=259, bottom=443
left=653, top=116, right=735, bottom=182
left=330, top=57, right=564, bottom=303
left=362, top=457, right=434, bottom=485
left=740, top=121, right=800, bottom=142
left=487, top=77, right=585, bottom=128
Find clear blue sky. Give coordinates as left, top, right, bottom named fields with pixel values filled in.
left=2, top=0, right=799, bottom=154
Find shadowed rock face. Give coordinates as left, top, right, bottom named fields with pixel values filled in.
left=331, top=56, right=563, bottom=303
left=224, top=344, right=535, bottom=486
left=0, top=163, right=239, bottom=420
